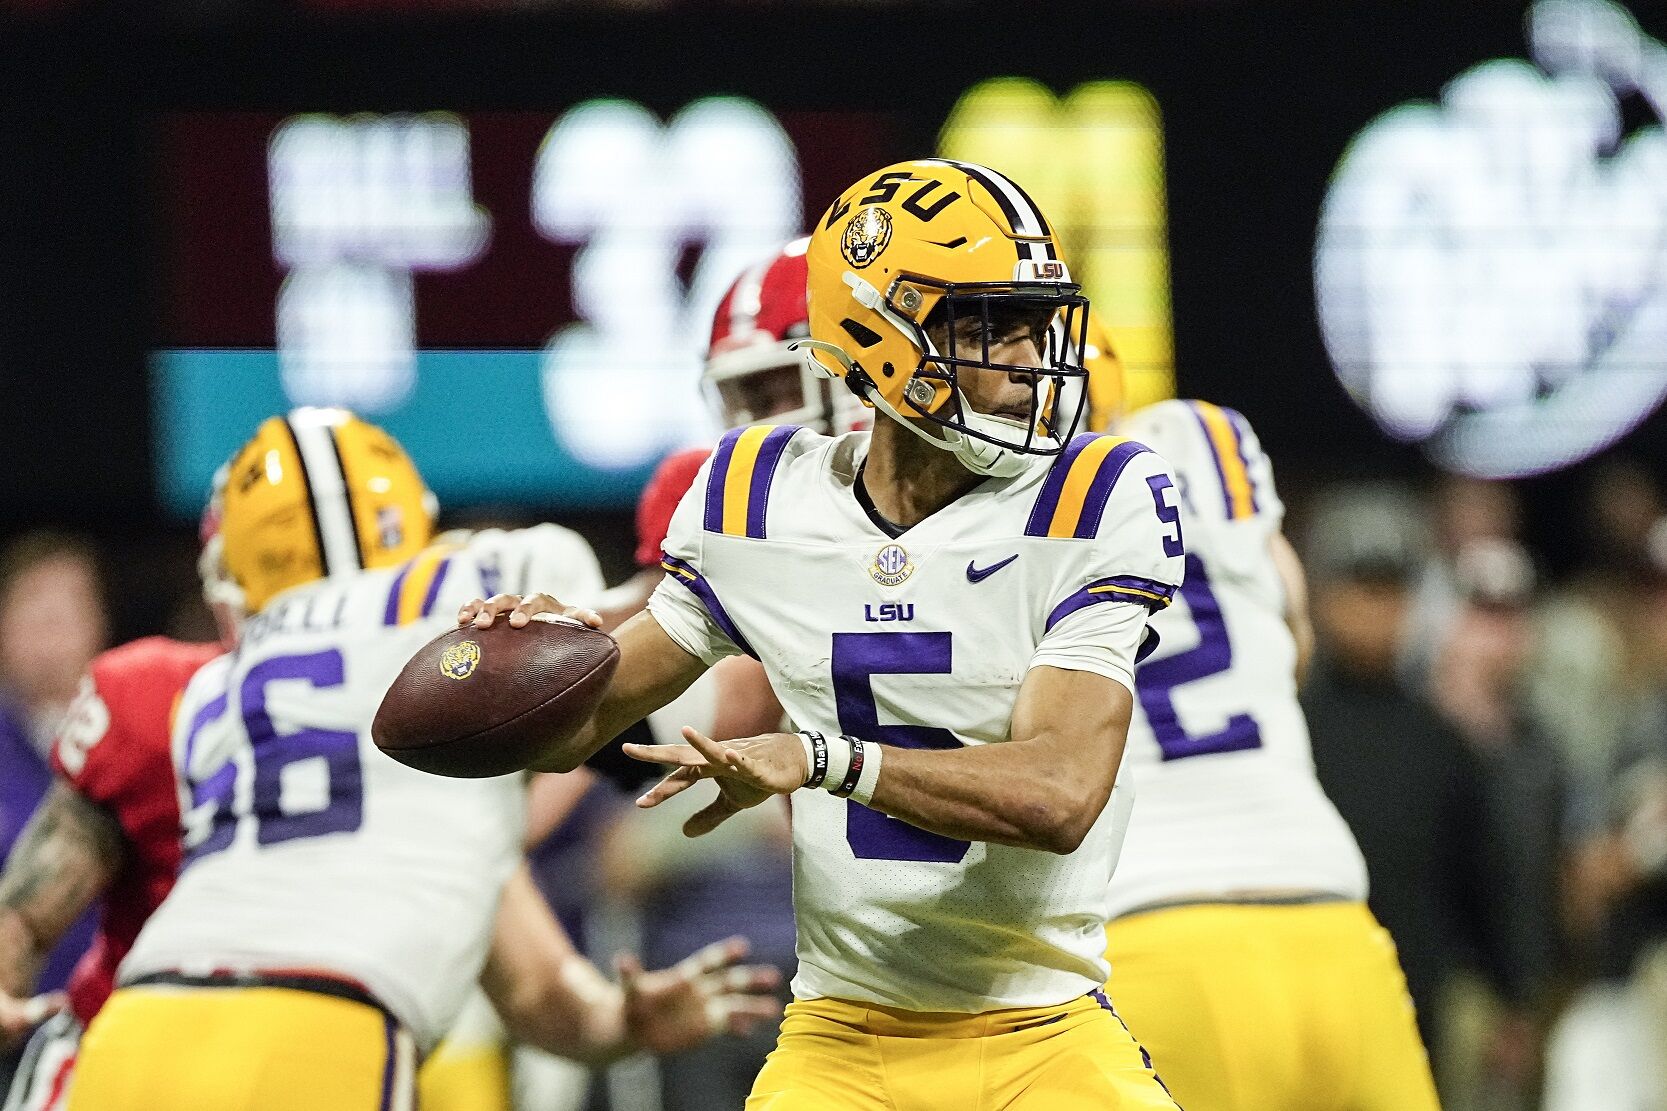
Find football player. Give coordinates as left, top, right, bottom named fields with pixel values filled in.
left=1101, top=397, right=1441, bottom=1109
left=64, top=408, right=779, bottom=1111
left=456, top=159, right=1184, bottom=1110
left=0, top=637, right=218, bottom=1111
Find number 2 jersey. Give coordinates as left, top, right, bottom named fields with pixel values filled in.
left=647, top=425, right=1185, bottom=1013
left=1106, top=400, right=1367, bottom=919
left=121, top=525, right=604, bottom=1051
left=50, top=637, right=223, bottom=1024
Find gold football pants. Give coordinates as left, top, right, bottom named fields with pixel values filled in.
left=1105, top=900, right=1440, bottom=1111
left=66, top=984, right=417, bottom=1111
left=745, top=991, right=1179, bottom=1110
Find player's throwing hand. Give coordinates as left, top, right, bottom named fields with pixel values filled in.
left=625, top=727, right=806, bottom=836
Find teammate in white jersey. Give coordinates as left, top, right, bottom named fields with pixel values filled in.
left=455, top=159, right=1184, bottom=1110
left=66, top=409, right=778, bottom=1111
left=1103, top=397, right=1440, bottom=1110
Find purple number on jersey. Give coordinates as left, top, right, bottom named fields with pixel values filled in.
left=242, top=649, right=364, bottom=845
left=182, top=648, right=364, bottom=864
left=832, top=631, right=969, bottom=864
left=181, top=691, right=233, bottom=863
left=1147, top=473, right=1184, bottom=557
left=1136, top=554, right=1263, bottom=761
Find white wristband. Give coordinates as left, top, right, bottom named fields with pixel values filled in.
left=798, top=732, right=817, bottom=786
left=848, top=739, right=883, bottom=807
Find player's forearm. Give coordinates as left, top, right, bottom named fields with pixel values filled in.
left=0, top=784, right=122, bottom=993
left=534, top=611, right=706, bottom=773
left=867, top=731, right=1120, bottom=855
left=0, top=911, right=45, bottom=997
left=480, top=866, right=634, bottom=1065
left=488, top=951, right=630, bottom=1065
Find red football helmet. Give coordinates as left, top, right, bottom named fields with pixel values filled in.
left=705, top=237, right=865, bottom=434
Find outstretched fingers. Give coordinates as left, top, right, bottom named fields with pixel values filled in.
left=634, top=765, right=706, bottom=809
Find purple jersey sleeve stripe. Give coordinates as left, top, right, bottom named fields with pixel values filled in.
left=382, top=560, right=413, bottom=626
left=1072, top=439, right=1153, bottom=539
left=744, top=425, right=800, bottom=539
left=659, top=553, right=758, bottom=659
left=418, top=557, right=452, bottom=619
left=1045, top=575, right=1177, bottom=631
left=1025, top=433, right=1099, bottom=537
left=1224, top=407, right=1261, bottom=513
left=378, top=1011, right=397, bottom=1111
left=703, top=428, right=746, bottom=534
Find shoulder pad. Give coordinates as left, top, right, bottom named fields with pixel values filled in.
left=702, top=425, right=804, bottom=540
left=1126, top=399, right=1266, bottom=522
left=382, top=542, right=463, bottom=626
left=1025, top=434, right=1153, bottom=539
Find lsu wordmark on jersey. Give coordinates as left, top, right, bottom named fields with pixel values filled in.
left=1104, top=398, right=1439, bottom=1111
left=68, top=410, right=605, bottom=1111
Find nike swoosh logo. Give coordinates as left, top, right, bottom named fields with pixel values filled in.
left=966, top=555, right=1019, bottom=583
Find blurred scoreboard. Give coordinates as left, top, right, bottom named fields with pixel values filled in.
left=154, top=89, right=1178, bottom=516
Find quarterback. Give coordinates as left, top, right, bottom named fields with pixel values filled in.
left=64, top=409, right=778, bottom=1111
left=1104, top=398, right=1440, bottom=1109
left=458, top=159, right=1184, bottom=1109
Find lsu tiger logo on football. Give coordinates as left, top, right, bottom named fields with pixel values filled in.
left=440, top=639, right=482, bottom=680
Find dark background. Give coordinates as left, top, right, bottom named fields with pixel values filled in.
left=0, top=0, right=1663, bottom=579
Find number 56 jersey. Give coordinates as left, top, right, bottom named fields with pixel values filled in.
left=647, top=426, right=1185, bottom=1014
left=1107, top=400, right=1367, bottom=919
left=121, top=525, right=604, bottom=1051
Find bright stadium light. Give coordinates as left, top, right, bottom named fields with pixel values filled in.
left=1315, top=0, right=1667, bottom=477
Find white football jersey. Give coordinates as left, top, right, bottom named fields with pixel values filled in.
left=1106, top=400, right=1368, bottom=918
left=122, top=525, right=603, bottom=1050
left=647, top=425, right=1184, bottom=1012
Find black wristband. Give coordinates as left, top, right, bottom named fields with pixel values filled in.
left=802, top=730, right=828, bottom=788
left=832, top=735, right=865, bottom=797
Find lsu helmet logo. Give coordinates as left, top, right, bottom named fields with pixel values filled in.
left=869, top=542, right=915, bottom=587
left=440, top=639, right=482, bottom=681
left=841, top=206, right=893, bottom=269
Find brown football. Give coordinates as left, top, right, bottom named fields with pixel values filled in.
left=373, top=617, right=619, bottom=779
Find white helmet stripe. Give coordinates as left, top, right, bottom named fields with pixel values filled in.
left=287, top=413, right=363, bottom=578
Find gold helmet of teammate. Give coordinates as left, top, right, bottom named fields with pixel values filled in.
left=799, top=159, right=1089, bottom=478
left=1077, top=309, right=1127, bottom=432
left=216, top=407, right=436, bottom=615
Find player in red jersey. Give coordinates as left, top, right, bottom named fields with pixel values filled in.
left=0, top=636, right=220, bottom=1111
left=0, top=491, right=234, bottom=1111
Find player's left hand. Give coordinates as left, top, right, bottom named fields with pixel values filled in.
left=617, top=936, right=781, bottom=1054
left=0, top=990, right=64, bottom=1050
left=624, top=727, right=805, bottom=836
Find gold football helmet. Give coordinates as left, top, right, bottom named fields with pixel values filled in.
left=800, top=159, right=1089, bottom=477
left=216, top=407, right=436, bottom=614
left=1078, top=309, right=1127, bottom=432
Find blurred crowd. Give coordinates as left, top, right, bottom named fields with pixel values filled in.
left=4, top=454, right=1667, bottom=1111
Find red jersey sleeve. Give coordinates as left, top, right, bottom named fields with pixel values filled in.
left=634, top=447, right=713, bottom=568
